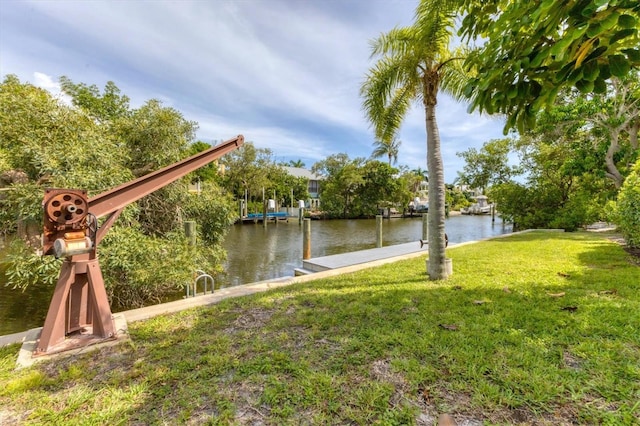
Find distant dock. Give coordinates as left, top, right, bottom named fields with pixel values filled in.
left=240, top=212, right=291, bottom=223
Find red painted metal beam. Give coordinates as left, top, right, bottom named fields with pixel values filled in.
left=88, top=135, right=244, bottom=219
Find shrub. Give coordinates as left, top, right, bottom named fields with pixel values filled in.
left=615, top=160, right=640, bottom=247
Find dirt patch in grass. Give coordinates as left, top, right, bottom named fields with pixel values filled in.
left=0, top=409, right=30, bottom=426
left=225, top=307, right=275, bottom=332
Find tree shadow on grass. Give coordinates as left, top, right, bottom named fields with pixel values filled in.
left=2, top=231, right=638, bottom=424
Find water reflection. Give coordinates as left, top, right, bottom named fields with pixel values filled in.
left=217, top=215, right=511, bottom=286
left=0, top=215, right=511, bottom=334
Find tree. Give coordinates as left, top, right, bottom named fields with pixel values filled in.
left=0, top=76, right=236, bottom=307
left=354, top=160, right=401, bottom=216
left=59, top=76, right=131, bottom=123
left=285, top=159, right=306, bottom=168
left=371, top=137, right=401, bottom=165
left=571, top=72, right=639, bottom=188
left=312, top=154, right=365, bottom=218
left=361, top=0, right=467, bottom=279
left=220, top=143, right=278, bottom=214
left=117, top=99, right=197, bottom=176
left=187, top=141, right=221, bottom=184
left=489, top=99, right=616, bottom=231
left=456, top=138, right=518, bottom=193
left=459, top=0, right=640, bottom=132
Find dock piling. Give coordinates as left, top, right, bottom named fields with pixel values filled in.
left=303, top=218, right=311, bottom=260
left=376, top=215, right=383, bottom=248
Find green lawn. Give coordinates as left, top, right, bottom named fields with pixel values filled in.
left=1, top=231, right=639, bottom=425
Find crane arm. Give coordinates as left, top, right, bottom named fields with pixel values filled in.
left=88, top=135, right=244, bottom=218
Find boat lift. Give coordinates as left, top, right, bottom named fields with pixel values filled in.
left=36, top=135, right=244, bottom=355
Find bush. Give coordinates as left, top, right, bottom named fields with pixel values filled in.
left=99, top=226, right=217, bottom=309
left=615, top=161, right=640, bottom=247
left=2, top=239, right=62, bottom=290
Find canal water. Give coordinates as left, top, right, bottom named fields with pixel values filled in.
left=0, top=215, right=511, bottom=335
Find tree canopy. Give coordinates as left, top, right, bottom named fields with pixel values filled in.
left=0, top=75, right=236, bottom=307
left=459, top=0, right=640, bottom=132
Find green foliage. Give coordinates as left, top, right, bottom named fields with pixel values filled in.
left=0, top=75, right=131, bottom=191
left=2, top=239, right=62, bottom=290
left=117, top=99, right=197, bottom=174
left=0, top=182, right=42, bottom=236
left=0, top=148, right=10, bottom=173
left=99, top=227, right=213, bottom=309
left=284, top=159, right=305, bottom=168
left=371, top=137, right=401, bottom=165
left=219, top=142, right=310, bottom=211
left=476, top=86, right=635, bottom=231
left=354, top=160, right=401, bottom=217
left=182, top=183, right=238, bottom=247
left=0, top=76, right=238, bottom=307
left=445, top=185, right=471, bottom=210
left=59, top=76, right=131, bottom=122
left=313, top=154, right=365, bottom=218
left=186, top=140, right=220, bottom=184
left=456, top=138, right=519, bottom=192
left=459, top=0, right=640, bottom=132
left=615, top=160, right=640, bottom=247
left=220, top=142, right=274, bottom=199
left=313, top=156, right=409, bottom=218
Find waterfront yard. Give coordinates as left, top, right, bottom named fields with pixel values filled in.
left=1, top=231, right=639, bottom=425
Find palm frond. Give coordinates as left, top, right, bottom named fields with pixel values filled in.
left=377, top=87, right=413, bottom=142
left=414, top=0, right=457, bottom=55
left=438, top=46, right=472, bottom=101
left=361, top=55, right=419, bottom=130
left=369, top=27, right=416, bottom=58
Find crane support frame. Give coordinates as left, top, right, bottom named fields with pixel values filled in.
left=35, top=135, right=244, bottom=354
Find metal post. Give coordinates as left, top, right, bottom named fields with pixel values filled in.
left=303, top=218, right=311, bottom=260
left=376, top=215, right=383, bottom=248
left=299, top=207, right=304, bottom=225
left=422, top=213, right=428, bottom=241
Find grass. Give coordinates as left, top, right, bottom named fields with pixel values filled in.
left=1, top=231, right=639, bottom=425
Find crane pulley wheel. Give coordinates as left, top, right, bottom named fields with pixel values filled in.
left=44, top=189, right=89, bottom=225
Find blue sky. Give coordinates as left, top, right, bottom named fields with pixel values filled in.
left=0, top=0, right=506, bottom=181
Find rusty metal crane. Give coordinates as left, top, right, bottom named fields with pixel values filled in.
left=36, top=135, right=244, bottom=354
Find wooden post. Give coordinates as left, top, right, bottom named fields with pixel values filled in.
left=184, top=221, right=196, bottom=245
left=491, top=204, right=496, bottom=223
left=422, top=213, right=428, bottom=241
left=262, top=187, right=267, bottom=228
left=376, top=215, right=383, bottom=248
left=303, top=218, right=311, bottom=260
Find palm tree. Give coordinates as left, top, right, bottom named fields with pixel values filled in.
left=371, top=137, right=401, bottom=165
left=361, top=0, right=467, bottom=279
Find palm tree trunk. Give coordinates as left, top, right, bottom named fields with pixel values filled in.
left=425, top=102, right=449, bottom=280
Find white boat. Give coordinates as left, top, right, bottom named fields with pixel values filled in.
left=461, top=195, right=492, bottom=215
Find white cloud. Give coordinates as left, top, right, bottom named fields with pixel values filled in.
left=1, top=0, right=507, bottom=179
left=32, top=72, right=72, bottom=106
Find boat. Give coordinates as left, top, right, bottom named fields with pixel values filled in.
left=461, top=195, right=492, bottom=215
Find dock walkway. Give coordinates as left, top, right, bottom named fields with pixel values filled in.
left=297, top=241, right=428, bottom=274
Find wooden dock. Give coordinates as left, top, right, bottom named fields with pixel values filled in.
left=296, top=241, right=428, bottom=275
